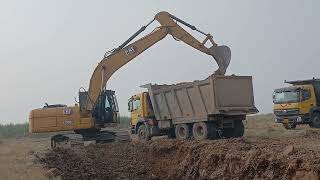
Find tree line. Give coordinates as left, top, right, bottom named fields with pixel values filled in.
left=0, top=117, right=131, bottom=139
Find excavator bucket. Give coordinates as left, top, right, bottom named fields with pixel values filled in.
left=208, top=45, right=231, bottom=75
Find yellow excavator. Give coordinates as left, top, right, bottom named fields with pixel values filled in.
left=29, top=11, right=231, bottom=146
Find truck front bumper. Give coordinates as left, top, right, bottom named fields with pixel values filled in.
left=275, top=115, right=309, bottom=124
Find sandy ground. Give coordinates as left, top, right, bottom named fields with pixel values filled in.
left=0, top=137, right=50, bottom=180
left=2, top=114, right=320, bottom=180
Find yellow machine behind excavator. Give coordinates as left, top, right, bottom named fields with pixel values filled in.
left=28, top=11, right=231, bottom=146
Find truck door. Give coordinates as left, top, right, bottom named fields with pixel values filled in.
left=130, top=95, right=143, bottom=127
left=300, top=88, right=316, bottom=114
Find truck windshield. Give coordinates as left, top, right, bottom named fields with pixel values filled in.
left=273, top=91, right=300, bottom=104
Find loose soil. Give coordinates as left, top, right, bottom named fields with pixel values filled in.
left=4, top=114, right=320, bottom=180
left=37, top=135, right=320, bottom=180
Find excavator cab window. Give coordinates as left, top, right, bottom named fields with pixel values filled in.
left=104, top=96, right=111, bottom=109
left=93, top=90, right=119, bottom=125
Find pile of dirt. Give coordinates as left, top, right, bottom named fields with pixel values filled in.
left=304, top=129, right=320, bottom=138
left=36, top=138, right=320, bottom=180
left=36, top=142, right=154, bottom=180
left=149, top=139, right=320, bottom=179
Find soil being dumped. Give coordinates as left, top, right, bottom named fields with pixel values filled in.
left=37, top=138, right=320, bottom=180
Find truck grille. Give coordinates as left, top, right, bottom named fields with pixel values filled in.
left=274, top=109, right=299, bottom=116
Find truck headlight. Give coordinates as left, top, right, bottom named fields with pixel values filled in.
left=296, top=116, right=302, bottom=123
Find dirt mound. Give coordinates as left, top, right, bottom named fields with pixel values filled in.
left=36, top=142, right=153, bottom=180
left=36, top=138, right=320, bottom=180
left=304, top=129, right=320, bottom=138
left=149, top=139, right=320, bottom=179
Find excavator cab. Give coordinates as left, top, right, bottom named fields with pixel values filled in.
left=93, top=90, right=119, bottom=126
left=79, top=90, right=119, bottom=126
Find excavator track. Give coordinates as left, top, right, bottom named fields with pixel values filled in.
left=50, top=130, right=130, bottom=149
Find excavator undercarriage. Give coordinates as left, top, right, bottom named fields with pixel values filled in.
left=50, top=130, right=130, bottom=149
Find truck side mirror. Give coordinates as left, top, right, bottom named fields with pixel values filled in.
left=128, top=99, right=132, bottom=112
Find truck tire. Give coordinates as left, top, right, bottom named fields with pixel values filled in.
left=234, top=120, right=245, bottom=137
left=175, top=124, right=191, bottom=139
left=311, top=112, right=320, bottom=128
left=137, top=124, right=151, bottom=142
left=192, top=122, right=209, bottom=140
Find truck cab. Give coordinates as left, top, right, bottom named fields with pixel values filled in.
left=128, top=92, right=154, bottom=134
left=273, top=78, right=320, bottom=129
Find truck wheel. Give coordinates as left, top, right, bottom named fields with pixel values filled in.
left=137, top=124, right=151, bottom=142
left=193, top=122, right=209, bottom=140
left=175, top=124, right=191, bottom=140
left=234, top=120, right=245, bottom=137
left=311, top=112, right=320, bottom=128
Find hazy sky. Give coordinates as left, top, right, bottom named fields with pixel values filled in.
left=0, top=1, right=319, bottom=124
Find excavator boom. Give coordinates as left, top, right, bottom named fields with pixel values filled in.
left=85, top=11, right=231, bottom=111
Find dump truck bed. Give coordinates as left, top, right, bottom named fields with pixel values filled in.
left=142, top=75, right=258, bottom=124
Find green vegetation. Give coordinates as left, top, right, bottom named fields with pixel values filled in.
left=0, top=123, right=29, bottom=139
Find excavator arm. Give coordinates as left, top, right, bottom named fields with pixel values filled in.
left=85, top=11, right=231, bottom=111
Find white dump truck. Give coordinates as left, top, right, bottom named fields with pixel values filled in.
left=129, top=75, right=258, bottom=141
